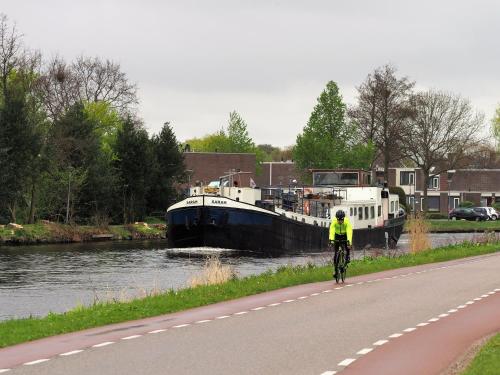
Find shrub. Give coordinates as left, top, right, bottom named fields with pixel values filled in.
left=407, top=214, right=430, bottom=253
left=389, top=186, right=406, bottom=207
left=459, top=200, right=474, bottom=208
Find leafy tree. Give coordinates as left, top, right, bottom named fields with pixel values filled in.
left=147, top=123, right=186, bottom=213
left=115, top=117, right=153, bottom=223
left=294, top=81, right=374, bottom=173
left=403, top=90, right=484, bottom=212
left=492, top=104, right=500, bottom=149
left=349, top=65, right=415, bottom=179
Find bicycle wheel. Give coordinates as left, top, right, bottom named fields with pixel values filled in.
left=340, top=244, right=347, bottom=283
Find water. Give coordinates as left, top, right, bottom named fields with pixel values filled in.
left=0, top=232, right=479, bottom=321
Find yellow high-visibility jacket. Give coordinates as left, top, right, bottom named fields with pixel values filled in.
left=329, top=216, right=353, bottom=244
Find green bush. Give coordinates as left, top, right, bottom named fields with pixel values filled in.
left=492, top=203, right=500, bottom=212
left=389, top=186, right=407, bottom=207
left=459, top=201, right=474, bottom=208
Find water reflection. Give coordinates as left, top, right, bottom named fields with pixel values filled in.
left=0, top=232, right=478, bottom=320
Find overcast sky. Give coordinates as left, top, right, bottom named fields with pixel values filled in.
left=3, top=1, right=499, bottom=146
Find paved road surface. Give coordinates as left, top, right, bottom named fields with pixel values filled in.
left=2, top=253, right=499, bottom=375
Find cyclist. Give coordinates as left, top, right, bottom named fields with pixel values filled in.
left=329, top=210, right=353, bottom=279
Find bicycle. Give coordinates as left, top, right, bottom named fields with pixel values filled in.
left=332, top=239, right=349, bottom=284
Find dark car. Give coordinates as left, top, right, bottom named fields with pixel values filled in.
left=448, top=207, right=488, bottom=221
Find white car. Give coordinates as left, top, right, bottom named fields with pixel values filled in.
left=478, top=207, right=499, bottom=220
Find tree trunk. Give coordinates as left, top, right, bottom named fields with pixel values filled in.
left=65, top=174, right=71, bottom=224
left=8, top=202, right=16, bottom=223
left=28, top=182, right=36, bottom=224
left=422, top=172, right=429, bottom=213
left=383, top=147, right=390, bottom=183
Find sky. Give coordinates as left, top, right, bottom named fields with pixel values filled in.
left=3, top=0, right=499, bottom=147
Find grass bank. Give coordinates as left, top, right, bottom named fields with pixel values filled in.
left=404, top=219, right=500, bottom=233
left=0, top=241, right=498, bottom=348
left=462, top=333, right=500, bottom=375
left=0, top=222, right=165, bottom=245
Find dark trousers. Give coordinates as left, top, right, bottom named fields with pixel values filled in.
left=333, top=234, right=350, bottom=269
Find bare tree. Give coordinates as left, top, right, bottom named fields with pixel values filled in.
left=403, top=90, right=485, bottom=211
left=37, top=55, right=138, bottom=119
left=0, top=14, right=23, bottom=97
left=349, top=64, right=414, bottom=179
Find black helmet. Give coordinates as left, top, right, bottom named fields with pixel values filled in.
left=335, top=210, right=345, bottom=220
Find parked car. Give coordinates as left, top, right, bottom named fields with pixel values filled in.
left=448, top=207, right=488, bottom=221
left=473, top=207, right=499, bottom=221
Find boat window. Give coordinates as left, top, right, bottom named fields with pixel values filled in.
left=314, top=220, right=318, bottom=226
left=378, top=205, right=381, bottom=217
left=390, top=201, right=394, bottom=212
left=359, top=207, right=363, bottom=220
left=365, top=206, right=369, bottom=219
left=370, top=206, right=375, bottom=219
left=302, top=218, right=305, bottom=223
left=350, top=207, right=353, bottom=216
left=354, top=207, right=357, bottom=216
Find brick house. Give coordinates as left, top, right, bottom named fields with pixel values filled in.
left=254, top=161, right=303, bottom=188
left=183, top=152, right=256, bottom=187
left=389, top=168, right=500, bottom=213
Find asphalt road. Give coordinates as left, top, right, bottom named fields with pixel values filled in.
left=3, top=253, right=500, bottom=375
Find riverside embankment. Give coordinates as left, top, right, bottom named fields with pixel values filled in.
left=0, top=222, right=165, bottom=245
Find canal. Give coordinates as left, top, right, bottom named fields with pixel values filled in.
left=0, top=232, right=480, bottom=321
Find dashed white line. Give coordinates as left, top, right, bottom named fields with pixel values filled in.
left=481, top=294, right=489, bottom=298
left=389, top=333, right=403, bottom=338
left=320, top=371, right=337, bottom=375
left=417, top=323, right=429, bottom=327
left=283, top=299, right=295, bottom=303
left=92, top=341, right=114, bottom=348
left=357, top=281, right=365, bottom=284
left=357, top=348, right=373, bottom=355
left=215, top=315, right=230, bottom=319
left=473, top=298, right=482, bottom=301
left=373, top=340, right=388, bottom=346
left=438, top=313, right=449, bottom=318
left=24, top=359, right=50, bottom=365
left=334, top=287, right=343, bottom=290
left=122, top=335, right=142, bottom=340
left=322, top=290, right=333, bottom=293
left=173, top=324, right=190, bottom=328
left=457, top=305, right=467, bottom=309
left=345, top=284, right=353, bottom=287
left=465, top=301, right=474, bottom=305
left=195, top=320, right=211, bottom=324
left=428, top=318, right=439, bottom=322
left=338, top=358, right=356, bottom=366
left=0, top=370, right=10, bottom=373
left=251, top=306, right=266, bottom=311
left=60, top=350, right=83, bottom=356
left=234, top=311, right=248, bottom=315
left=447, top=309, right=458, bottom=313
left=310, top=293, right=320, bottom=296
left=403, top=327, right=416, bottom=332
left=298, top=296, right=308, bottom=300
left=148, top=329, right=167, bottom=334
left=488, top=291, right=495, bottom=295
left=267, top=303, right=281, bottom=307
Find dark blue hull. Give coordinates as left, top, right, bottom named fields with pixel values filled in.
left=167, top=205, right=405, bottom=255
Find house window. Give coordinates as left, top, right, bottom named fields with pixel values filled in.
left=453, top=198, right=459, bottom=208
left=421, top=198, right=424, bottom=211
left=400, top=171, right=415, bottom=186
left=428, top=176, right=439, bottom=189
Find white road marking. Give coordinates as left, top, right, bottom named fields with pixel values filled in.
left=195, top=320, right=211, bottom=324
left=267, top=303, right=280, bottom=307
left=283, top=299, right=295, bottom=303
left=457, top=305, right=467, bottom=309
left=122, top=335, right=142, bottom=340
left=92, top=341, right=114, bottom=347
left=334, top=287, right=343, bottom=290
left=438, top=313, right=449, bottom=318
left=234, top=311, right=248, bottom=315
left=310, top=293, right=320, bottom=296
left=60, top=350, right=83, bottom=356
left=447, top=309, right=458, bottom=313
left=148, top=329, right=167, bottom=334
left=403, top=327, right=416, bottom=332
left=338, top=358, right=356, bottom=366
left=428, top=318, right=439, bottom=322
left=357, top=348, right=373, bottom=355
left=417, top=323, right=429, bottom=327
left=367, top=280, right=374, bottom=283
left=0, top=370, right=11, bottom=373
left=389, top=333, right=403, bottom=338
left=481, top=294, right=489, bottom=298
left=24, top=359, right=50, bottom=365
left=391, top=276, right=398, bottom=279
left=173, top=324, right=190, bottom=328
left=345, top=284, right=353, bottom=287
left=357, top=281, right=365, bottom=284
left=488, top=291, right=495, bottom=295
left=322, top=290, right=333, bottom=293
left=495, top=288, right=500, bottom=292
left=298, top=296, right=308, bottom=299
left=383, top=278, right=391, bottom=280
left=251, top=306, right=266, bottom=311
left=473, top=298, right=482, bottom=301
left=373, top=340, right=388, bottom=346
left=465, top=301, right=474, bottom=305
left=320, top=371, right=337, bottom=375
left=216, top=315, right=230, bottom=319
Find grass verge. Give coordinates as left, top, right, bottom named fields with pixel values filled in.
left=425, top=220, right=500, bottom=232
left=0, top=241, right=498, bottom=349
left=462, top=333, right=500, bottom=375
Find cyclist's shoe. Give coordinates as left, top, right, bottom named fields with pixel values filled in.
left=333, top=272, right=338, bottom=279
left=346, top=257, right=351, bottom=264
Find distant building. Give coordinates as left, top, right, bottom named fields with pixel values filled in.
left=254, top=161, right=303, bottom=187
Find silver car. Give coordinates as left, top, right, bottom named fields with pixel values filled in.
left=475, top=207, right=499, bottom=220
